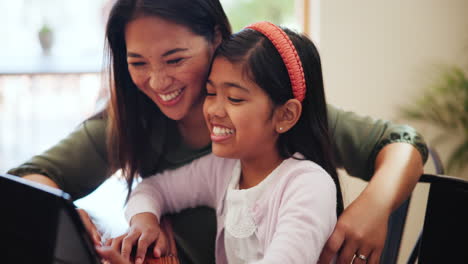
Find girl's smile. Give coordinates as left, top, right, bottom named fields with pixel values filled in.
left=210, top=124, right=236, bottom=143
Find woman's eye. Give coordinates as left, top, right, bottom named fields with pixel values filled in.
left=128, top=62, right=146, bottom=67
left=206, top=92, right=216, bottom=96
left=228, top=97, right=244, bottom=103
left=167, top=58, right=184, bottom=65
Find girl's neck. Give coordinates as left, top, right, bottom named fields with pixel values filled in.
left=177, top=98, right=211, bottom=149
left=239, top=149, right=284, bottom=189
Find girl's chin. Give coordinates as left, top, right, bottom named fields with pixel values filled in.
left=212, top=146, right=237, bottom=159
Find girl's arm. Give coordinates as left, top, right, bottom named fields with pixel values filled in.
left=122, top=154, right=223, bottom=263
left=255, top=169, right=337, bottom=264
left=124, top=154, right=221, bottom=221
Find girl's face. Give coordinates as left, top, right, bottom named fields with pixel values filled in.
left=125, top=16, right=218, bottom=121
left=204, top=57, right=279, bottom=161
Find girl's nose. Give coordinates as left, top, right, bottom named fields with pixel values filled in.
left=206, top=97, right=227, bottom=119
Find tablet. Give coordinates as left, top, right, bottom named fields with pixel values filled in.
left=0, top=173, right=101, bottom=264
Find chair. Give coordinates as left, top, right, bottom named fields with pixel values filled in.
left=406, top=173, right=468, bottom=263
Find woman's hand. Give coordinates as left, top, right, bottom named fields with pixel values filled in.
left=318, top=192, right=390, bottom=264
left=77, top=208, right=102, bottom=246
left=319, top=143, right=424, bottom=264
left=109, top=212, right=168, bottom=264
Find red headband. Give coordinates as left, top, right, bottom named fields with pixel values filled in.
left=245, top=21, right=306, bottom=102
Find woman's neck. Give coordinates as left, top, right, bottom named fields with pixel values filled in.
left=239, top=149, right=284, bottom=189
left=177, top=99, right=211, bottom=149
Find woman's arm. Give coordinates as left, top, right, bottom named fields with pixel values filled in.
left=7, top=115, right=111, bottom=199
left=321, top=105, right=427, bottom=264
left=319, top=143, right=424, bottom=264
left=327, top=104, right=428, bottom=180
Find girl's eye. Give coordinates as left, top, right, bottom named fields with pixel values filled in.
left=206, top=92, right=216, bottom=96
left=228, top=97, right=244, bottom=103
left=128, top=62, right=146, bottom=67
left=167, top=58, right=184, bottom=65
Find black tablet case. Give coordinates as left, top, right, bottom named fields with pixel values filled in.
left=0, top=173, right=101, bottom=264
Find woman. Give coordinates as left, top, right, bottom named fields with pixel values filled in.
left=8, top=0, right=426, bottom=263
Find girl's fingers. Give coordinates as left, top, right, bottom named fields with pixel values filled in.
left=153, top=231, right=168, bottom=258
left=96, top=246, right=131, bottom=264
left=110, top=234, right=125, bottom=252
left=105, top=238, right=113, bottom=247
left=121, top=231, right=141, bottom=261
left=134, top=233, right=156, bottom=264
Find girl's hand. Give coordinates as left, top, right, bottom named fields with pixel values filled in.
left=96, top=246, right=131, bottom=264
left=77, top=208, right=102, bottom=246
left=318, top=193, right=390, bottom=264
left=111, top=212, right=168, bottom=264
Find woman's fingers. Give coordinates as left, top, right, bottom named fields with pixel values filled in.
left=318, top=226, right=345, bottom=264
left=367, top=248, right=382, bottom=264
left=352, top=247, right=373, bottom=264
left=77, top=208, right=101, bottom=246
left=337, top=239, right=359, bottom=264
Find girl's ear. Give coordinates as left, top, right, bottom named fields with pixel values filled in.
left=274, top=99, right=302, bottom=134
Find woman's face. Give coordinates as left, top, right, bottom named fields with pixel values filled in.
left=125, top=16, right=218, bottom=121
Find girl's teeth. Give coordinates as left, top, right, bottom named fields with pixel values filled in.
left=159, top=89, right=182, bottom=101
left=213, top=126, right=235, bottom=136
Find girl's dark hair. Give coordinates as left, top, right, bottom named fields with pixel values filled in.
left=104, top=0, right=232, bottom=199
left=216, top=27, right=344, bottom=215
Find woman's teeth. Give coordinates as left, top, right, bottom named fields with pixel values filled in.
left=159, top=89, right=182, bottom=101
left=213, top=126, right=235, bottom=136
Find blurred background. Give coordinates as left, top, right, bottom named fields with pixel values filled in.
left=0, top=0, right=467, bottom=263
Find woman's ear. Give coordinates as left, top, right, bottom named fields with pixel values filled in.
left=213, top=25, right=223, bottom=48
left=274, top=99, right=302, bottom=134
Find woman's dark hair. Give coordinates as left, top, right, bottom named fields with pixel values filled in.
left=215, top=27, right=344, bottom=215
left=104, top=0, right=232, bottom=199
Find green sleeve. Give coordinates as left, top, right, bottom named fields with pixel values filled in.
left=7, top=116, right=111, bottom=200
left=327, top=104, right=428, bottom=181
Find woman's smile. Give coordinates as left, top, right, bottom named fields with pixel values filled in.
left=155, top=87, right=185, bottom=106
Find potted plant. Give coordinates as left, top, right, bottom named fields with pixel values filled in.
left=400, top=65, right=468, bottom=174
left=38, top=24, right=54, bottom=54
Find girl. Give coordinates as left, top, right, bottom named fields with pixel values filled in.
left=122, top=22, right=344, bottom=264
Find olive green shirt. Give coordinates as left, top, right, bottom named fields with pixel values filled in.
left=8, top=104, right=428, bottom=264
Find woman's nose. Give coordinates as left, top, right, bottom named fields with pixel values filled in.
left=148, top=68, right=172, bottom=92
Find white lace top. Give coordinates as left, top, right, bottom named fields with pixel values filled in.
left=224, top=160, right=284, bottom=264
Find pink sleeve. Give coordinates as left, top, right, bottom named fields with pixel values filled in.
left=124, top=154, right=223, bottom=222
left=255, top=169, right=337, bottom=264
